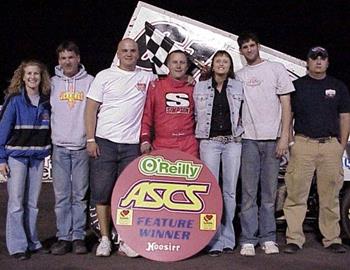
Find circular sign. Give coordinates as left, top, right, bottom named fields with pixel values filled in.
left=111, top=149, right=222, bottom=261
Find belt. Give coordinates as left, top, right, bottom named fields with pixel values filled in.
left=209, top=135, right=241, bottom=144
left=295, top=134, right=335, bottom=143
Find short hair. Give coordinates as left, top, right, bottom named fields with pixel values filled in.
left=165, top=50, right=189, bottom=66
left=56, top=41, right=80, bottom=57
left=237, top=32, right=260, bottom=48
left=210, top=50, right=235, bottom=79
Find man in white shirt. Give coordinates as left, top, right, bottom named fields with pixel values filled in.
left=85, top=38, right=155, bottom=257
left=235, top=32, right=294, bottom=256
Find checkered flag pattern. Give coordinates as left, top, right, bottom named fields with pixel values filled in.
left=145, top=21, right=178, bottom=75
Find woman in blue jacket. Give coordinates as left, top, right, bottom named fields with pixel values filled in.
left=0, top=59, right=51, bottom=260
left=194, top=50, right=243, bottom=256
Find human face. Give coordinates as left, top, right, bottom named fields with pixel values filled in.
left=167, top=52, right=188, bottom=80
left=212, top=54, right=232, bottom=78
left=307, top=56, right=328, bottom=79
left=117, top=39, right=139, bottom=71
left=23, top=65, right=41, bottom=92
left=58, top=50, right=80, bottom=77
left=239, top=39, right=261, bottom=65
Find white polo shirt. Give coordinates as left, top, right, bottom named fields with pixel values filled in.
left=236, top=61, right=295, bottom=140
left=87, top=66, right=156, bottom=144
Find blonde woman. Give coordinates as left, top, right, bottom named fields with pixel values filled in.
left=0, top=59, right=51, bottom=260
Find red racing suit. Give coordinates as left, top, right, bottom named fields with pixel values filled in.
left=140, top=76, right=198, bottom=157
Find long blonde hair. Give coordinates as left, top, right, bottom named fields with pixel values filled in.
left=6, top=59, right=51, bottom=96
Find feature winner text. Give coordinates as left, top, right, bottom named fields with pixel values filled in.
left=137, top=217, right=194, bottom=251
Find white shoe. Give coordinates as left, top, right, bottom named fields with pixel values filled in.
left=96, top=238, right=111, bottom=257
left=118, top=241, right=139, bottom=258
left=240, top=243, right=255, bottom=256
left=261, top=241, right=279, bottom=254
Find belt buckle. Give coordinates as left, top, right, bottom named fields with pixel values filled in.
left=318, top=138, right=326, bottom=143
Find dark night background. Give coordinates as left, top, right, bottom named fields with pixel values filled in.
left=1, top=0, right=349, bottom=103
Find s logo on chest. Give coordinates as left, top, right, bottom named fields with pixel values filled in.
left=165, top=93, right=190, bottom=114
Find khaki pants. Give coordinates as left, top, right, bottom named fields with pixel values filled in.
left=283, top=135, right=344, bottom=247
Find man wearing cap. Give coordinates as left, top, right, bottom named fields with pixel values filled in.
left=283, top=46, right=350, bottom=254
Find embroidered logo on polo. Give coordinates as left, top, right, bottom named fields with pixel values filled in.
left=325, top=89, right=336, bottom=98
left=246, top=77, right=262, bottom=87
left=165, top=93, right=190, bottom=114
left=59, top=90, right=84, bottom=109
left=136, top=82, right=147, bottom=93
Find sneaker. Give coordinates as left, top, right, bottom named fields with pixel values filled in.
left=261, top=241, right=279, bottom=254
left=284, top=243, right=301, bottom=254
left=223, top=247, right=234, bottom=254
left=51, top=240, right=72, bottom=255
left=31, top=247, right=50, bottom=254
left=240, top=244, right=255, bottom=256
left=12, top=252, right=30, bottom=260
left=208, top=250, right=222, bottom=257
left=118, top=241, right=139, bottom=258
left=96, top=238, right=111, bottom=257
left=73, top=239, right=88, bottom=254
left=326, top=243, right=347, bottom=254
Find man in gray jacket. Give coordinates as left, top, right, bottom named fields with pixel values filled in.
left=50, top=41, right=94, bottom=255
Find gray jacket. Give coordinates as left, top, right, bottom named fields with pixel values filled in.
left=193, top=78, right=244, bottom=139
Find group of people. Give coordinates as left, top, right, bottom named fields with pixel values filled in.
left=0, top=31, right=349, bottom=261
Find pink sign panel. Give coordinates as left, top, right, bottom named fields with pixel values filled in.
left=111, top=149, right=222, bottom=261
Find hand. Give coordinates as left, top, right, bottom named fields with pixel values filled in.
left=0, top=163, right=10, bottom=179
left=276, top=137, right=289, bottom=158
left=87, top=142, right=100, bottom=158
left=140, top=142, right=152, bottom=154
left=186, top=75, right=196, bottom=86
left=199, top=64, right=211, bottom=81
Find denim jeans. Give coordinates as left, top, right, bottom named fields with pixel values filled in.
left=239, top=139, right=280, bottom=246
left=200, top=139, right=241, bottom=251
left=6, top=156, right=44, bottom=255
left=52, top=145, right=89, bottom=241
left=90, top=137, right=140, bottom=205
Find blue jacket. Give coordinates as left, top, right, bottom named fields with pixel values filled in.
left=0, top=88, right=51, bottom=163
left=193, top=78, right=244, bottom=139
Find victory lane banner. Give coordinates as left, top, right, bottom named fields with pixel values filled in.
left=111, top=149, right=223, bottom=262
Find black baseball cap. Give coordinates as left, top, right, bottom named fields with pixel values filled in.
left=307, top=46, right=328, bottom=59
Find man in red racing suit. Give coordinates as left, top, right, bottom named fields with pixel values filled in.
left=140, top=50, right=198, bottom=157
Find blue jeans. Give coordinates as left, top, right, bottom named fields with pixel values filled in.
left=6, top=156, right=44, bottom=255
left=52, top=145, right=89, bottom=241
left=90, top=137, right=140, bottom=205
left=200, top=139, right=241, bottom=251
left=239, top=139, right=280, bottom=246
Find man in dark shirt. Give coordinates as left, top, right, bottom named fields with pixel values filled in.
left=283, top=46, right=350, bottom=254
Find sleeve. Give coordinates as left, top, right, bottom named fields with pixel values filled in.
left=235, top=70, right=242, bottom=82
left=290, top=90, right=296, bottom=113
left=86, top=72, right=104, bottom=102
left=140, top=81, right=156, bottom=144
left=0, top=97, right=16, bottom=163
left=275, top=63, right=295, bottom=95
left=193, top=82, right=201, bottom=123
left=337, top=81, right=350, bottom=113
